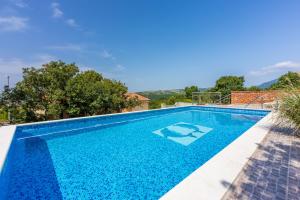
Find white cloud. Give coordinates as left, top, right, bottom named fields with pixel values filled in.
left=100, top=50, right=115, bottom=60
left=0, top=54, right=56, bottom=74
left=35, top=54, right=57, bottom=63
left=0, top=58, right=27, bottom=74
left=80, top=67, right=94, bottom=72
left=0, top=16, right=28, bottom=31
left=100, top=50, right=124, bottom=72
left=0, top=54, right=57, bottom=90
left=10, top=0, right=28, bottom=8
left=48, top=44, right=82, bottom=51
left=51, top=2, right=63, bottom=18
left=250, top=61, right=300, bottom=76
left=115, top=64, right=125, bottom=72
left=50, top=3, right=81, bottom=29
left=65, top=18, right=78, bottom=27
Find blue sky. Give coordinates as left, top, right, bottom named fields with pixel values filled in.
left=0, top=0, right=300, bottom=91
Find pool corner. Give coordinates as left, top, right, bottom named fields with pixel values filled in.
left=161, top=111, right=275, bottom=200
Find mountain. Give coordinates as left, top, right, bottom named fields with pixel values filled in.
left=257, top=79, right=277, bottom=89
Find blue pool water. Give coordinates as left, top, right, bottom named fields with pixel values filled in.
left=1, top=106, right=268, bottom=199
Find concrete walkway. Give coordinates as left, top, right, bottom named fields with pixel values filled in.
left=222, top=125, right=300, bottom=200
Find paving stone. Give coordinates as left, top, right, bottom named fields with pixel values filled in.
left=287, top=193, right=300, bottom=200
left=261, top=194, right=273, bottom=200
left=222, top=126, right=300, bottom=200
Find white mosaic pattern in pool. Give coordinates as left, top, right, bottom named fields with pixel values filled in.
left=153, top=122, right=213, bottom=146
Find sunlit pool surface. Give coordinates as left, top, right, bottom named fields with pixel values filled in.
left=1, top=106, right=268, bottom=199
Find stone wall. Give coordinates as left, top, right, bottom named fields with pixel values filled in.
left=231, top=91, right=281, bottom=104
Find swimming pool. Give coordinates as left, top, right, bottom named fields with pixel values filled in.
left=0, top=106, right=269, bottom=199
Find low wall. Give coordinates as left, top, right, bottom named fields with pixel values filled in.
left=231, top=91, right=281, bottom=104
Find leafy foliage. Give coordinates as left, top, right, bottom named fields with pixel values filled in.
left=0, top=61, right=139, bottom=123
left=148, top=94, right=192, bottom=109
left=139, top=89, right=192, bottom=109
left=278, top=88, right=300, bottom=133
left=269, top=72, right=300, bottom=89
left=0, top=107, right=8, bottom=122
left=66, top=70, right=134, bottom=116
left=3, top=61, right=79, bottom=121
left=184, top=86, right=199, bottom=99
left=210, top=76, right=245, bottom=103
left=247, top=86, right=261, bottom=91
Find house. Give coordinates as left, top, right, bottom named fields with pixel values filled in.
left=124, top=92, right=150, bottom=112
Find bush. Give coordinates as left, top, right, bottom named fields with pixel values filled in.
left=270, top=71, right=300, bottom=89
left=247, top=86, right=261, bottom=91
left=278, top=88, right=300, bottom=133
left=0, top=109, right=8, bottom=122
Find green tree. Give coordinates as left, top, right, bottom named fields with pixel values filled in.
left=66, top=70, right=139, bottom=116
left=184, top=86, right=199, bottom=99
left=269, top=72, right=300, bottom=89
left=43, top=61, right=79, bottom=118
left=212, top=76, right=245, bottom=103
left=0, top=86, right=11, bottom=122
left=5, top=61, right=79, bottom=121
left=0, top=61, right=139, bottom=123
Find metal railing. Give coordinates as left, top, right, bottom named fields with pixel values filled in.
left=192, top=92, right=222, bottom=105
left=192, top=91, right=279, bottom=110
left=244, top=94, right=267, bottom=109
left=215, top=93, right=231, bottom=104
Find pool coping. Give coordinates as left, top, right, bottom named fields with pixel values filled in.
left=161, top=111, right=274, bottom=200
left=0, top=125, right=16, bottom=174
left=0, top=106, right=272, bottom=196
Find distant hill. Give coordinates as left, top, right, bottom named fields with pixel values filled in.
left=257, top=79, right=277, bottom=89
left=137, top=89, right=185, bottom=100
left=138, top=79, right=280, bottom=100
left=137, top=88, right=208, bottom=100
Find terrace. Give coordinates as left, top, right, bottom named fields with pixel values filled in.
left=223, top=125, right=300, bottom=200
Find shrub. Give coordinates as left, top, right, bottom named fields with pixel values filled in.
left=0, top=109, right=8, bottom=122
left=270, top=71, right=300, bottom=89
left=278, top=88, right=300, bottom=133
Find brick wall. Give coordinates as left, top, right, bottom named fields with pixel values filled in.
left=231, top=91, right=281, bottom=104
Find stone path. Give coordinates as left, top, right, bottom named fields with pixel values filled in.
left=223, top=125, right=300, bottom=200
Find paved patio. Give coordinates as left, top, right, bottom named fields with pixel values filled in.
left=222, top=125, right=300, bottom=200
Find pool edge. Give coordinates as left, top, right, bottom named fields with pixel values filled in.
left=13, top=105, right=270, bottom=128
left=160, top=112, right=275, bottom=200
left=0, top=125, right=16, bottom=174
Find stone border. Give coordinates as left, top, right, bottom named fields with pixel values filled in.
left=0, top=125, right=16, bottom=174
left=14, top=106, right=179, bottom=127
left=13, top=105, right=269, bottom=128
left=161, top=112, right=274, bottom=200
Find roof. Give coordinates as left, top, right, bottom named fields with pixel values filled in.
left=126, top=92, right=150, bottom=101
